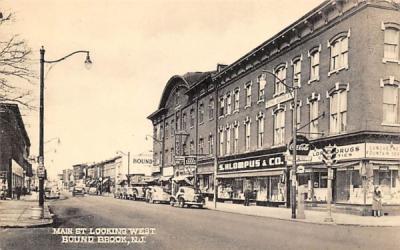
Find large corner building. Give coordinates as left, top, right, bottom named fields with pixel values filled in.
left=148, top=0, right=400, bottom=214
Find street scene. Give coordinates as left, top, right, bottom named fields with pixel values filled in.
left=1, top=0, right=400, bottom=250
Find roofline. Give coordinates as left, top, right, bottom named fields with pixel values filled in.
left=0, top=103, right=31, bottom=146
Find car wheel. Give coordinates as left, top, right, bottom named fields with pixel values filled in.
left=178, top=198, right=185, bottom=208
left=170, top=199, right=175, bottom=206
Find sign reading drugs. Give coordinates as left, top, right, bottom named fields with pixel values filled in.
left=218, top=154, right=285, bottom=172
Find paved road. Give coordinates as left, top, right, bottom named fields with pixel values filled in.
left=0, top=193, right=399, bottom=250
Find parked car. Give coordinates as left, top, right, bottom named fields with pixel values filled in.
left=45, top=187, right=60, bottom=199
left=114, top=186, right=124, bottom=199
left=72, top=186, right=85, bottom=197
left=126, top=186, right=146, bottom=201
left=170, top=186, right=205, bottom=208
left=87, top=187, right=97, bottom=195
left=147, top=186, right=171, bottom=204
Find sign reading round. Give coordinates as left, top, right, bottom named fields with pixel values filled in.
left=288, top=135, right=311, bottom=156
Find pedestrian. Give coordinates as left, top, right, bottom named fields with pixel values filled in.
left=16, top=186, right=21, bottom=200
left=244, top=187, right=251, bottom=206
left=372, top=186, right=383, bottom=217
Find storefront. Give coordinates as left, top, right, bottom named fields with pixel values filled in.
left=217, top=153, right=286, bottom=206
left=197, top=163, right=214, bottom=198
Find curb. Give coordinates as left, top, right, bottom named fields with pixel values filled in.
left=205, top=206, right=400, bottom=228
left=0, top=205, right=54, bottom=229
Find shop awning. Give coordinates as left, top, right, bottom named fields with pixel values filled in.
left=172, top=175, right=193, bottom=184
left=217, top=170, right=283, bottom=179
left=335, top=161, right=360, bottom=170
left=102, top=178, right=110, bottom=184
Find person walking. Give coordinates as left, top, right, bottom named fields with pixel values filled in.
left=244, top=187, right=251, bottom=206
left=372, top=186, right=383, bottom=217
left=16, top=186, right=21, bottom=200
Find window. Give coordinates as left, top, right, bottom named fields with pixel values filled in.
left=383, top=84, right=400, bottom=124
left=189, top=140, right=194, bottom=155
left=219, top=129, right=224, bottom=156
left=182, top=113, right=187, bottom=130
left=165, top=122, right=169, bottom=138
left=245, top=83, right=252, bottom=107
left=226, top=126, right=231, bottom=155
left=208, top=135, right=214, bottom=155
left=233, top=124, right=239, bottom=154
left=309, top=47, right=320, bottom=82
left=208, top=98, right=214, bottom=120
left=384, top=28, right=400, bottom=61
left=257, top=115, right=264, bottom=148
left=176, top=115, right=180, bottom=131
left=330, top=36, right=348, bottom=72
left=244, top=119, right=251, bottom=151
left=258, top=74, right=266, bottom=101
left=274, top=66, right=286, bottom=96
left=171, top=119, right=175, bottom=136
left=199, top=103, right=204, bottom=123
left=190, top=109, right=195, bottom=128
left=170, top=148, right=174, bottom=163
left=219, top=97, right=225, bottom=117
left=308, top=96, right=319, bottom=139
left=274, top=108, right=285, bottom=145
left=234, top=88, right=240, bottom=111
left=330, top=89, right=347, bottom=134
left=199, top=138, right=204, bottom=155
left=175, top=90, right=180, bottom=106
left=292, top=58, right=301, bottom=87
left=165, top=149, right=169, bottom=164
left=291, top=101, right=301, bottom=129
left=226, top=93, right=232, bottom=115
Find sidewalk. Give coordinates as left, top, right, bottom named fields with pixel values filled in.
left=205, top=201, right=400, bottom=227
left=0, top=192, right=53, bottom=228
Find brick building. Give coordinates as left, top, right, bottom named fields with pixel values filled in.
left=0, top=103, right=32, bottom=198
left=148, top=0, right=400, bottom=213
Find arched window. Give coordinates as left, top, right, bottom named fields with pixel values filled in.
left=328, top=83, right=349, bottom=134
left=273, top=105, right=286, bottom=145
left=274, top=64, right=287, bottom=96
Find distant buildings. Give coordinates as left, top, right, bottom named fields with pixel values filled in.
left=0, top=103, right=32, bottom=197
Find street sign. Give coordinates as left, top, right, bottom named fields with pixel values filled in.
left=288, top=135, right=311, bottom=156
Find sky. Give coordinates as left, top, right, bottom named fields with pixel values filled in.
left=0, top=0, right=324, bottom=178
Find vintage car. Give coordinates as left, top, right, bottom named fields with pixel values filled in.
left=113, top=186, right=124, bottom=199
left=72, top=186, right=85, bottom=197
left=87, top=187, right=97, bottom=195
left=45, top=187, right=60, bottom=199
left=147, top=186, right=171, bottom=204
left=126, top=186, right=146, bottom=201
left=170, top=186, right=205, bottom=208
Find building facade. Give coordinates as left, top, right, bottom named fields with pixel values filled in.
left=0, top=103, right=32, bottom=198
left=148, top=0, right=400, bottom=213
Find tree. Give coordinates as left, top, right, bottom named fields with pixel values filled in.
left=0, top=12, right=36, bottom=109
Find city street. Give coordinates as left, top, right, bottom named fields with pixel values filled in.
left=0, top=193, right=399, bottom=250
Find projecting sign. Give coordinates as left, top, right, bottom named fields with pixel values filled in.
left=185, top=156, right=196, bottom=165
left=288, top=135, right=311, bottom=156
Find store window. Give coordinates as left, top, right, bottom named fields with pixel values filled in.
left=189, top=141, right=194, bottom=155
left=274, top=65, right=286, bottom=96
left=329, top=87, right=347, bottom=134
left=182, top=112, right=187, bottom=130
left=382, top=83, right=399, bottom=124
left=273, top=107, right=285, bottom=145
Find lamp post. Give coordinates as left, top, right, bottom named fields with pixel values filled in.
left=262, top=70, right=299, bottom=219
left=116, top=150, right=131, bottom=186
left=38, top=46, right=92, bottom=207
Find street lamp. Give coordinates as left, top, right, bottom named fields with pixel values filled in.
left=116, top=150, right=131, bottom=186
left=38, top=46, right=92, bottom=207
left=262, top=70, right=299, bottom=219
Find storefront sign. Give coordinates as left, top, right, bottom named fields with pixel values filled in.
left=218, top=154, right=285, bottom=173
left=185, top=156, right=197, bottom=165
left=309, top=143, right=365, bottom=163
left=132, top=158, right=153, bottom=164
left=366, top=143, right=400, bottom=159
left=288, top=135, right=311, bottom=156
left=266, top=92, right=293, bottom=109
